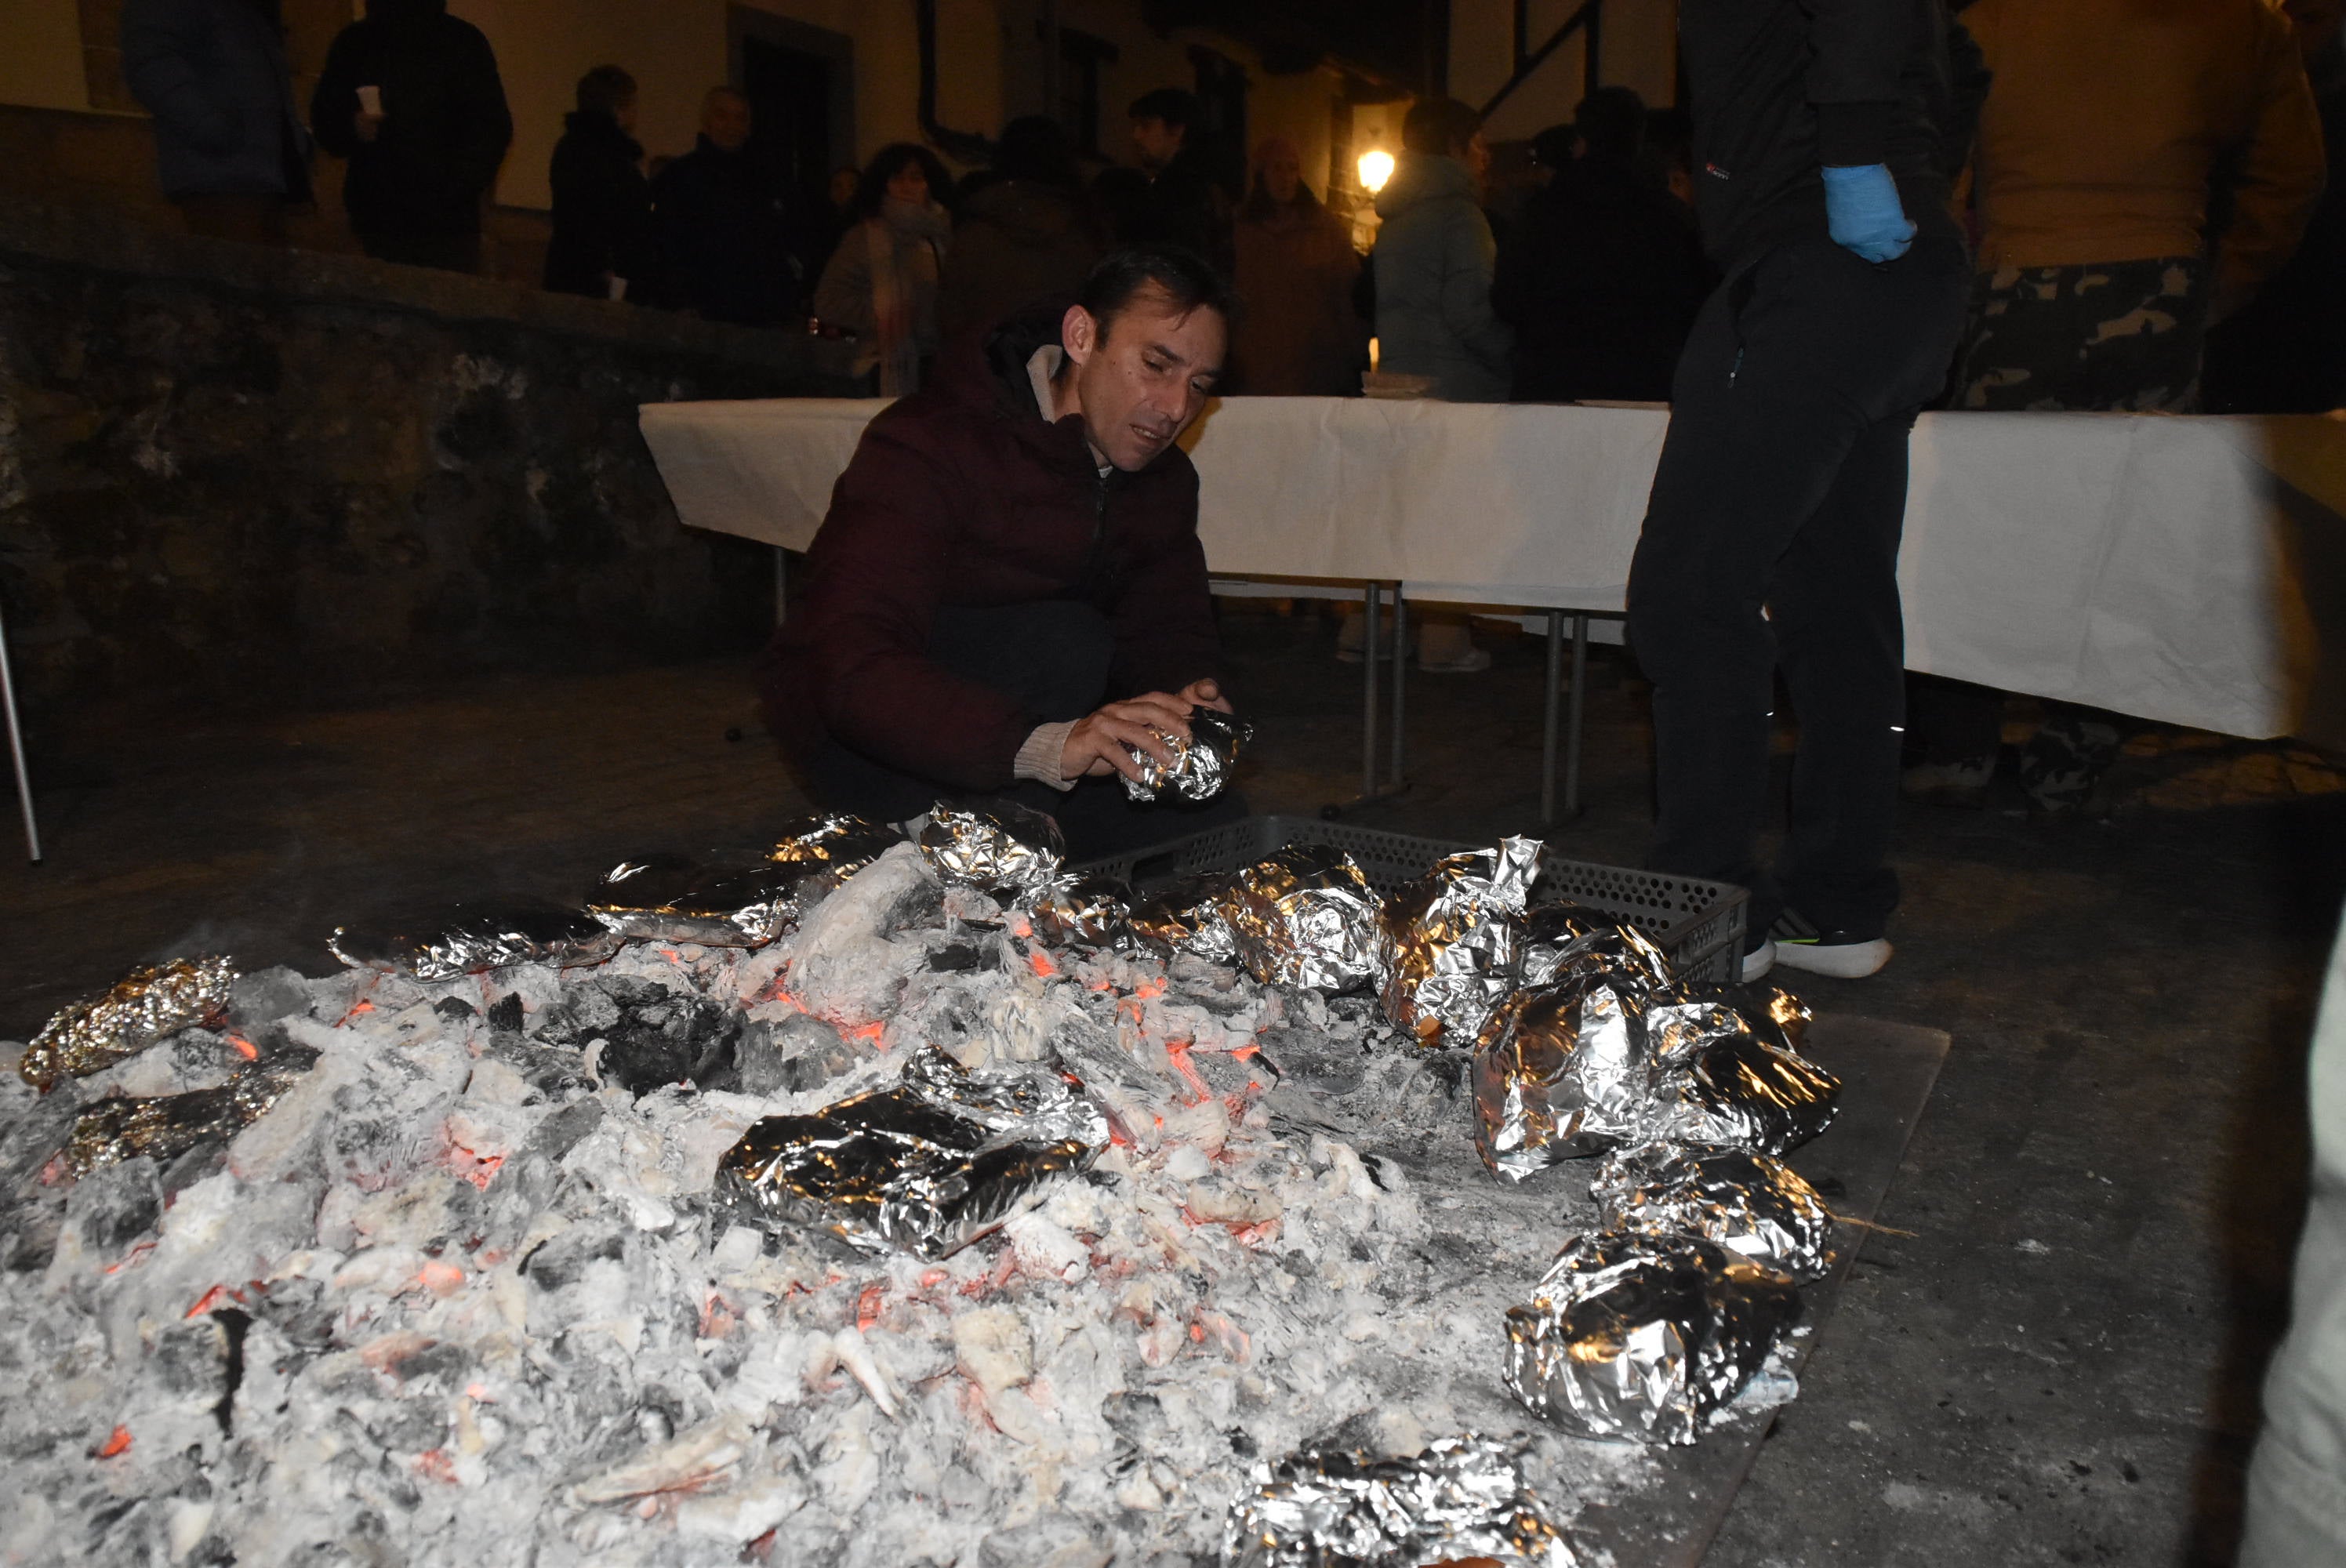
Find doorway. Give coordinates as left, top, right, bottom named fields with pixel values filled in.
left=728, top=7, right=855, bottom=208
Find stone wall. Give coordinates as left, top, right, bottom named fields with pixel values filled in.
left=0, top=201, right=862, bottom=720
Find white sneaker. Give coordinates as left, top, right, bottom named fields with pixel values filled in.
left=1768, top=913, right=1893, bottom=978
left=1739, top=938, right=1777, bottom=982
left=1419, top=645, right=1494, bottom=674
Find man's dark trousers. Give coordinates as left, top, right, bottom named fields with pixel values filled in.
left=799, top=601, right=1244, bottom=861
left=1628, top=236, right=1969, bottom=938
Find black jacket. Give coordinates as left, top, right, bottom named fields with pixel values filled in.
left=1678, top=0, right=1983, bottom=268
left=543, top=110, right=655, bottom=299
left=1494, top=160, right=1716, bottom=401
left=649, top=137, right=806, bottom=327
left=310, top=0, right=511, bottom=239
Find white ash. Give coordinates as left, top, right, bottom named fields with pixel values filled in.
left=0, top=844, right=1665, bottom=1566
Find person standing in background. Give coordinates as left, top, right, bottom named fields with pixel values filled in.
left=1906, top=0, right=2324, bottom=812
left=650, top=88, right=808, bottom=328
left=1229, top=136, right=1363, bottom=396
left=815, top=145, right=954, bottom=397
left=121, top=0, right=313, bottom=247
left=543, top=66, right=655, bottom=303
left=310, top=0, right=511, bottom=274
left=1373, top=98, right=1513, bottom=404
left=1114, top=88, right=1231, bottom=270
left=1494, top=87, right=1713, bottom=403
left=1627, top=0, right=1976, bottom=982
left=940, top=117, right=1103, bottom=344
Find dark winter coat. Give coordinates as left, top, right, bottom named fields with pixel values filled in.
left=761, top=300, right=1222, bottom=789
left=310, top=0, right=512, bottom=240
left=1493, top=160, right=1715, bottom=402
left=120, top=0, right=311, bottom=201
left=544, top=110, right=655, bottom=299
left=1678, top=0, right=1977, bottom=268
left=649, top=137, right=805, bottom=327
left=938, top=178, right=1102, bottom=342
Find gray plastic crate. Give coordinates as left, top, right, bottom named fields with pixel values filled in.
left=1073, top=814, right=1747, bottom=984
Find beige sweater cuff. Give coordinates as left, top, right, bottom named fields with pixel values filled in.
left=1015, top=721, right=1080, bottom=791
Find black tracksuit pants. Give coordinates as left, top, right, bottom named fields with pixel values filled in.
left=1627, top=236, right=1969, bottom=939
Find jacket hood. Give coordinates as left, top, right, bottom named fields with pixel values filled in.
left=365, top=0, right=447, bottom=22
left=1375, top=151, right=1476, bottom=219
left=961, top=180, right=1089, bottom=245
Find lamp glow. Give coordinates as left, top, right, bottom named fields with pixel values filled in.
left=1357, top=148, right=1396, bottom=194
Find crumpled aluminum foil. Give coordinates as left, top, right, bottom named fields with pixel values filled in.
left=1519, top=906, right=1673, bottom=991
left=329, top=901, right=622, bottom=981
left=1128, top=872, right=1240, bottom=964
left=1222, top=1433, right=1578, bottom=1568
left=1123, top=708, right=1253, bottom=803
left=1503, top=1230, right=1803, bottom=1446
left=1219, top=844, right=1385, bottom=993
left=919, top=800, right=1066, bottom=903
left=1472, top=971, right=1656, bottom=1179
left=770, top=812, right=902, bottom=877
left=64, top=1048, right=317, bottom=1176
left=1380, top=837, right=1542, bottom=1048
left=587, top=855, right=806, bottom=947
left=19, top=956, right=238, bottom=1094
left=1033, top=872, right=1136, bottom=949
left=1647, top=989, right=1839, bottom=1156
left=715, top=1045, right=1106, bottom=1258
left=1592, top=1140, right=1835, bottom=1282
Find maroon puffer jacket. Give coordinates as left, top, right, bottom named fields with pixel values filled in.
left=760, top=302, right=1222, bottom=789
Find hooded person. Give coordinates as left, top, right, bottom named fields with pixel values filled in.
left=651, top=87, right=810, bottom=327
left=309, top=0, right=512, bottom=273
left=760, top=245, right=1247, bottom=859
left=543, top=64, right=656, bottom=301
left=1229, top=135, right=1364, bottom=396
left=120, top=0, right=314, bottom=245
left=939, top=116, right=1105, bottom=343
left=813, top=143, right=955, bottom=397
left=1372, top=98, right=1514, bottom=402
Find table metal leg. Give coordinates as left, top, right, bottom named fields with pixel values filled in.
left=1360, top=580, right=1381, bottom=801
left=773, top=546, right=790, bottom=628
left=0, top=599, right=42, bottom=864
left=1566, top=612, right=1589, bottom=816
left=1389, top=586, right=1407, bottom=790
left=1541, top=610, right=1565, bottom=822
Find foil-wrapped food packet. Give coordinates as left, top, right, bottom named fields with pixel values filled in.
left=1647, top=989, right=1839, bottom=1156
left=1219, top=844, right=1385, bottom=993
left=1519, top=906, right=1673, bottom=991
left=20, top=956, right=238, bottom=1094
left=1592, top=1140, right=1835, bottom=1283
left=716, top=1046, right=1106, bottom=1258
left=1503, top=1230, right=1803, bottom=1446
left=771, top=812, right=902, bottom=878
left=1222, top=1433, right=1578, bottom=1568
left=1123, top=708, right=1252, bottom=804
left=1381, top=836, right=1543, bottom=1048
left=1128, top=871, right=1240, bottom=964
left=587, top=854, right=806, bottom=947
left=64, top=1047, right=317, bottom=1177
left=329, top=900, right=621, bottom=981
left=1033, top=872, right=1136, bottom=949
left=919, top=800, right=1066, bottom=903
left=1473, top=970, right=1657, bottom=1179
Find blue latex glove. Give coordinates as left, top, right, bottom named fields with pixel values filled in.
left=1821, top=164, right=1916, bottom=263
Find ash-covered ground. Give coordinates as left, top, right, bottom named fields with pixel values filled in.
left=0, top=840, right=1813, bottom=1567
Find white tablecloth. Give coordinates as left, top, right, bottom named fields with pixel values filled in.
left=639, top=396, right=2346, bottom=742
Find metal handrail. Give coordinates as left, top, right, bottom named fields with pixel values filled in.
left=1480, top=0, right=1603, bottom=122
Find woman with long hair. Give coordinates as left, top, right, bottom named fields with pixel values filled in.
left=814, top=143, right=954, bottom=395
left=1230, top=136, right=1363, bottom=395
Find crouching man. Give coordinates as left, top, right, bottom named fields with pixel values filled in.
left=761, top=245, right=1244, bottom=859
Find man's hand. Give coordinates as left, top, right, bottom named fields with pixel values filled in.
left=1062, top=692, right=1199, bottom=782
left=1821, top=164, right=1915, bottom=263
left=1178, top=677, right=1234, bottom=715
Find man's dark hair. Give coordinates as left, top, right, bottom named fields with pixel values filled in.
left=576, top=65, right=637, bottom=118
left=1077, top=244, right=1236, bottom=337
left=1530, top=123, right=1577, bottom=172
left=1128, top=88, right=1202, bottom=131
left=1402, top=97, right=1483, bottom=157
left=993, top=115, right=1081, bottom=190
left=1574, top=85, right=1647, bottom=167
